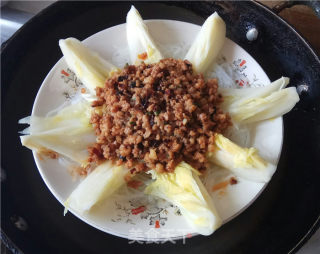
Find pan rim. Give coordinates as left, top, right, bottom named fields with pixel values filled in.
left=1, top=1, right=319, bottom=253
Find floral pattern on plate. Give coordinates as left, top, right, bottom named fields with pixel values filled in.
left=111, top=196, right=181, bottom=228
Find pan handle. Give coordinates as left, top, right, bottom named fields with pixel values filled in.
left=272, top=0, right=320, bottom=18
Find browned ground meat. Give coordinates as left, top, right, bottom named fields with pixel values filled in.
left=88, top=58, right=231, bottom=173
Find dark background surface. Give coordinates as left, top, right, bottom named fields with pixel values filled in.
left=1, top=1, right=320, bottom=254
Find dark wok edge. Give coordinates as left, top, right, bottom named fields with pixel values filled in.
left=0, top=229, right=23, bottom=254
left=1, top=1, right=65, bottom=253
left=1, top=1, right=319, bottom=254
left=257, top=1, right=319, bottom=61
left=288, top=216, right=320, bottom=254
left=250, top=2, right=320, bottom=251
left=272, top=0, right=320, bottom=18
left=0, top=1, right=57, bottom=53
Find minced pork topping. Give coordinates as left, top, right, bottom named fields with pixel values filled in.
left=88, top=58, right=231, bottom=174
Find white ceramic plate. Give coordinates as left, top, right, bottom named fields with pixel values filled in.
left=31, top=20, right=283, bottom=241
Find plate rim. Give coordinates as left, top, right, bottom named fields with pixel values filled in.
left=30, top=19, right=284, bottom=241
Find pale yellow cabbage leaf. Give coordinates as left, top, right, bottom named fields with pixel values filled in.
left=64, top=161, right=128, bottom=214
left=145, top=162, right=222, bottom=235
left=126, top=5, right=163, bottom=64
left=20, top=101, right=95, bottom=166
left=185, top=12, right=226, bottom=74
left=208, top=134, right=276, bottom=182
left=219, top=77, right=300, bottom=124
left=59, top=38, right=118, bottom=94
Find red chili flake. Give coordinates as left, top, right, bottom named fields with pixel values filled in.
left=239, top=80, right=244, bottom=86
left=186, top=233, right=192, bottom=238
left=131, top=206, right=146, bottom=215
left=155, top=220, right=160, bottom=228
left=61, top=70, right=69, bottom=76
left=138, top=52, right=148, bottom=60
left=230, top=177, right=238, bottom=185
left=212, top=180, right=229, bottom=192
left=235, top=80, right=239, bottom=83
left=165, top=88, right=172, bottom=96
left=127, top=180, right=143, bottom=189
left=240, top=60, right=246, bottom=67
left=130, top=168, right=136, bottom=175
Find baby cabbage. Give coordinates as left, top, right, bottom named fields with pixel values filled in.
left=185, top=12, right=226, bottom=74
left=65, top=161, right=128, bottom=214
left=145, top=162, right=222, bottom=235
left=208, top=134, right=276, bottom=182
left=59, top=38, right=118, bottom=94
left=219, top=77, right=289, bottom=105
left=20, top=101, right=95, bottom=166
left=126, top=6, right=163, bottom=64
left=219, top=77, right=300, bottom=124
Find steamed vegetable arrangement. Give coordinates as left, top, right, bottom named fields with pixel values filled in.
left=19, top=6, right=299, bottom=236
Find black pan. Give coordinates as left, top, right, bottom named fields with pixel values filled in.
left=1, top=1, right=320, bottom=254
